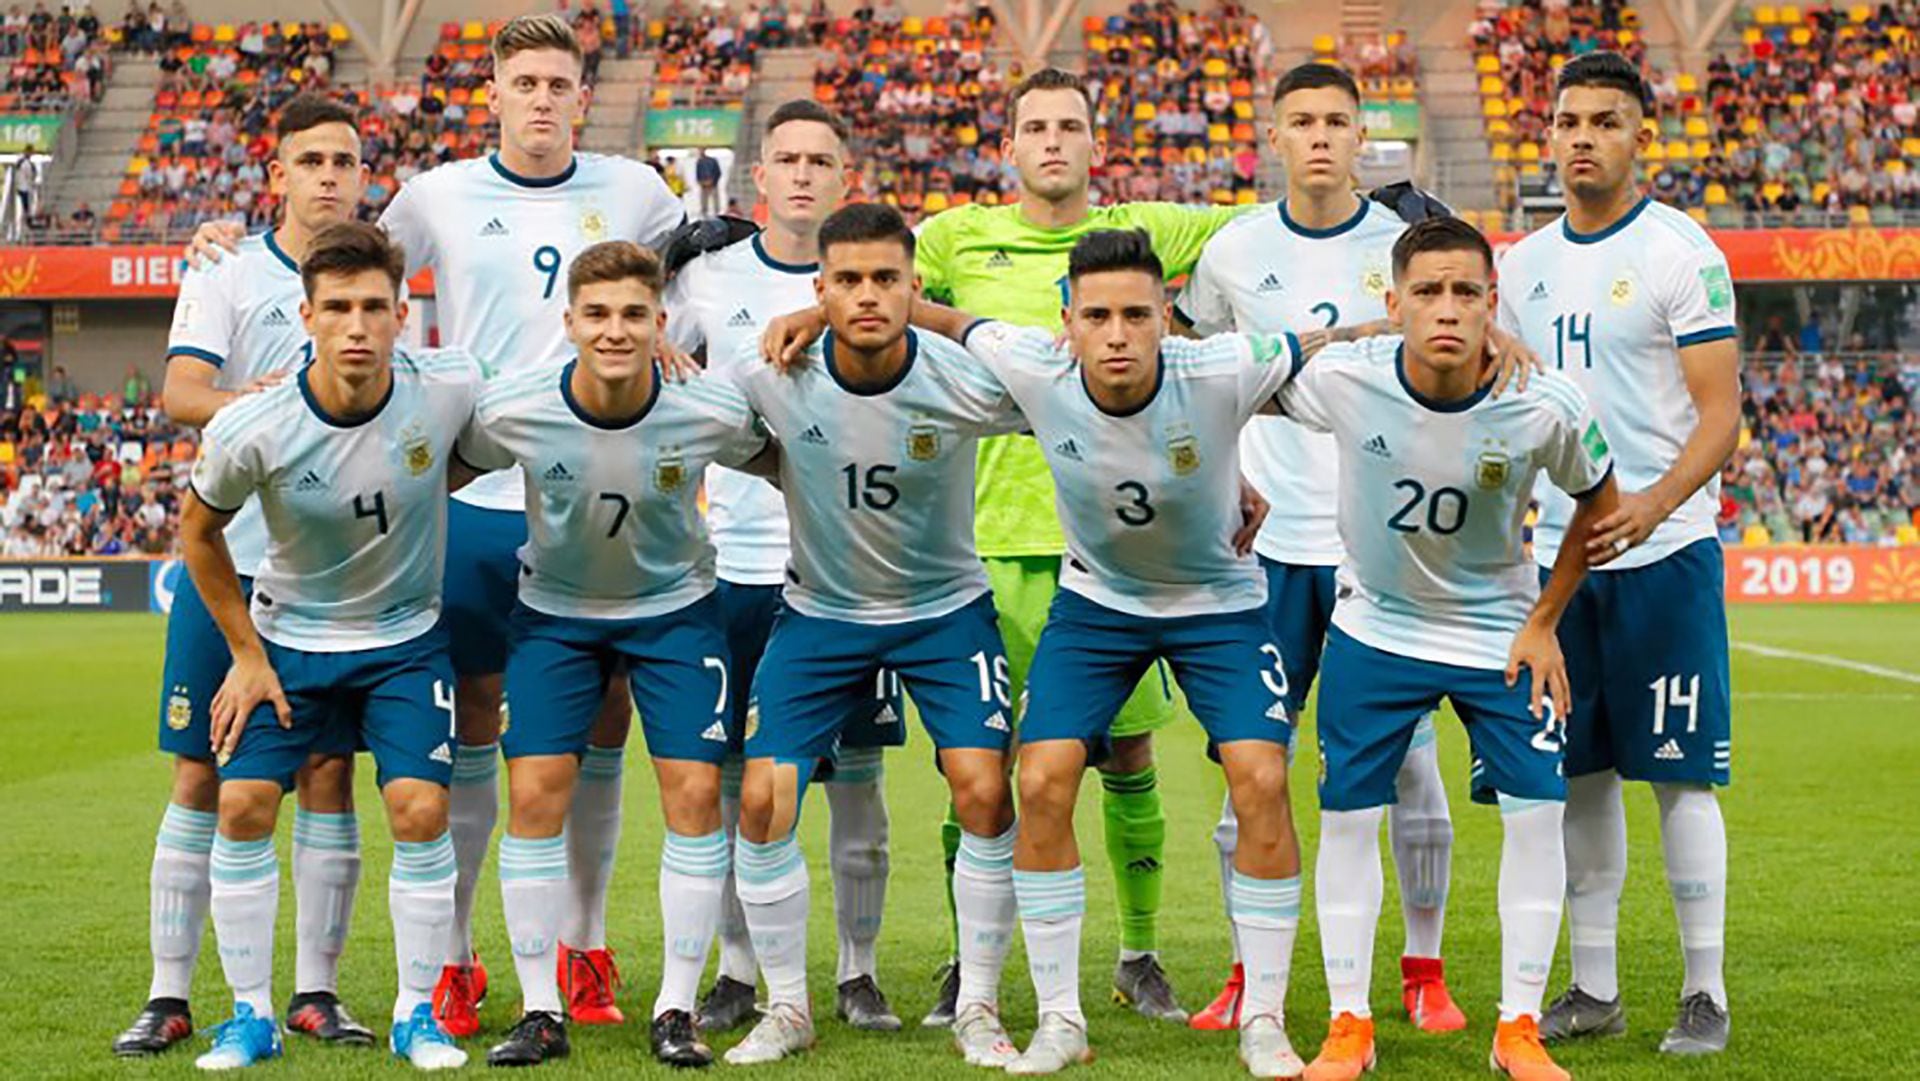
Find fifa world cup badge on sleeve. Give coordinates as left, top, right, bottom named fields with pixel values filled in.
left=1582, top=420, right=1610, bottom=464
left=1700, top=263, right=1734, bottom=312
left=907, top=417, right=940, bottom=462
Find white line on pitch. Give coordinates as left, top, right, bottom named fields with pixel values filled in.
left=1735, top=691, right=1920, bottom=701
left=1733, top=641, right=1920, bottom=686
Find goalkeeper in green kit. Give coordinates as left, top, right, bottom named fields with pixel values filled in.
left=913, top=68, right=1257, bottom=1026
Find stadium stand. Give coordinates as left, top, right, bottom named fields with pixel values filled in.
left=645, top=2, right=760, bottom=108
left=1, top=3, right=111, bottom=111
left=0, top=386, right=191, bottom=557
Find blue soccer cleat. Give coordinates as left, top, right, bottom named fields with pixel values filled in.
left=390, top=1002, right=468, bottom=1071
left=194, top=1003, right=283, bottom=1071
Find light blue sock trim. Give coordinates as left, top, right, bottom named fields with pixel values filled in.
left=391, top=834, right=457, bottom=883
left=157, top=803, right=218, bottom=853
left=450, top=743, right=500, bottom=785
left=1229, top=871, right=1302, bottom=920
left=1497, top=793, right=1562, bottom=815
left=579, top=745, right=626, bottom=781
left=663, top=829, right=731, bottom=878
left=209, top=836, right=277, bottom=883
left=956, top=824, right=1016, bottom=872
left=1013, top=866, right=1086, bottom=921
left=291, top=809, right=360, bottom=851
left=497, top=834, right=568, bottom=881
left=733, top=834, right=803, bottom=886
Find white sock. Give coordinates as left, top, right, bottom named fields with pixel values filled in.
left=715, top=758, right=757, bottom=985
left=1390, top=722, right=1453, bottom=960
left=1013, top=866, right=1085, bottom=1025
left=390, top=834, right=458, bottom=1021
left=656, top=829, right=729, bottom=1017
left=1231, top=871, right=1300, bottom=1022
left=150, top=803, right=215, bottom=1002
left=1497, top=796, right=1566, bottom=1022
left=953, top=826, right=1016, bottom=1012
left=1655, top=783, right=1728, bottom=1009
left=1212, top=794, right=1240, bottom=965
left=447, top=742, right=499, bottom=965
left=498, top=834, right=568, bottom=1016
left=1563, top=770, right=1627, bottom=1001
left=292, top=809, right=360, bottom=996
left=1316, top=807, right=1385, bottom=1018
left=734, top=834, right=809, bottom=1012
left=824, top=749, right=889, bottom=985
left=209, top=834, right=278, bottom=1016
left=562, top=745, right=624, bottom=950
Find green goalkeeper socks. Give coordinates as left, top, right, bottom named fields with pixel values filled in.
left=1100, top=766, right=1165, bottom=954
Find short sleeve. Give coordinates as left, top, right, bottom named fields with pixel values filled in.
left=1273, top=347, right=1340, bottom=434
left=1130, top=202, right=1250, bottom=278
left=1232, top=332, right=1304, bottom=422
left=1659, top=242, right=1739, bottom=349
left=189, top=418, right=258, bottom=513
left=626, top=161, right=687, bottom=249
left=455, top=405, right=514, bottom=473
left=1494, top=252, right=1521, bottom=337
left=934, top=335, right=1025, bottom=437
left=914, top=209, right=956, bottom=304
left=1174, top=245, right=1235, bottom=334
left=1538, top=384, right=1616, bottom=499
left=377, top=178, right=436, bottom=277
left=959, top=319, right=1052, bottom=378
left=714, top=409, right=771, bottom=469
left=166, top=261, right=236, bottom=367
left=662, top=263, right=705, bottom=354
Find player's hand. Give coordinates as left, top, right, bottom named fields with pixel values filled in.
left=1505, top=618, right=1570, bottom=721
left=209, top=651, right=292, bottom=765
left=1233, top=476, right=1269, bottom=557
left=238, top=372, right=287, bottom=395
left=1483, top=324, right=1541, bottom=398
left=760, top=307, right=828, bottom=371
left=655, top=335, right=700, bottom=383
left=184, top=220, right=247, bottom=269
left=1586, top=488, right=1670, bottom=564
left=1296, top=327, right=1332, bottom=361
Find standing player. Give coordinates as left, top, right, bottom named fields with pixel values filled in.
left=116, top=95, right=376, bottom=1058
left=457, top=242, right=775, bottom=1068
left=177, top=223, right=481, bottom=1071
left=1283, top=218, right=1619, bottom=1081
left=725, top=204, right=1023, bottom=1068
left=1500, top=53, right=1741, bottom=1056
left=912, top=67, right=1252, bottom=1024
left=662, top=100, right=907, bottom=1034
left=1174, top=62, right=1464, bottom=1033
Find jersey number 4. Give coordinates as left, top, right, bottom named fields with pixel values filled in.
left=352, top=491, right=390, bottom=534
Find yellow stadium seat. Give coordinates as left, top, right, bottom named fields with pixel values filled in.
left=1618, top=29, right=1635, bottom=45
left=922, top=191, right=949, bottom=213
left=1133, top=125, right=1153, bottom=144
left=1518, top=141, right=1541, bottom=162
left=1888, top=160, right=1908, bottom=176
left=1742, top=26, right=1762, bottom=45
left=328, top=22, right=349, bottom=42
left=1392, top=77, right=1417, bottom=99
left=1705, top=183, right=1728, bottom=205
left=1481, top=75, right=1504, bottom=95
left=1788, top=92, right=1807, bottom=109
left=1723, top=138, right=1742, bottom=155
left=1487, top=119, right=1512, bottom=137
left=1813, top=181, right=1831, bottom=203
left=1686, top=116, right=1710, bottom=137
left=1790, top=26, right=1811, bottom=45
left=1692, top=139, right=1712, bottom=159
left=1902, top=136, right=1920, bottom=156
left=1133, top=102, right=1155, bottom=122
left=1897, top=524, right=1920, bottom=545
left=470, top=86, right=488, bottom=107
left=1850, top=5, right=1872, bottom=22
left=1754, top=6, right=1778, bottom=24
left=1236, top=188, right=1258, bottom=205
left=1087, top=34, right=1105, bottom=50
left=1491, top=142, right=1513, bottom=161
left=1742, top=524, right=1772, bottom=546
left=1207, top=123, right=1230, bottom=144
left=1781, top=5, right=1801, bottom=23
left=1741, top=116, right=1760, bottom=135
left=1313, top=34, right=1335, bottom=55
left=1520, top=162, right=1543, bottom=178
left=213, top=23, right=235, bottom=42
left=1645, top=141, right=1667, bottom=161
left=1666, top=140, right=1690, bottom=160
left=1677, top=73, right=1697, bottom=94
left=1476, top=54, right=1499, bottom=74
left=1185, top=146, right=1207, bottom=164
left=462, top=20, right=486, bottom=40
left=901, top=16, right=922, bottom=35
left=282, top=21, right=300, bottom=36
left=1642, top=118, right=1661, bottom=135
left=128, top=155, right=149, bottom=174
left=1848, top=205, right=1872, bottom=225
left=1204, top=57, right=1228, bottom=78
left=1762, top=181, right=1784, bottom=202
left=1687, top=207, right=1709, bottom=224
left=1232, top=100, right=1254, bottom=120
left=1483, top=98, right=1507, bottom=118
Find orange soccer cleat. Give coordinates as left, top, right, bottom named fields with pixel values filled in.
left=1303, top=1012, right=1376, bottom=1081
left=1401, top=956, right=1467, bottom=1032
left=432, top=958, right=483, bottom=1039
left=1190, top=963, right=1245, bottom=1031
left=559, top=945, right=626, bottom=1025
left=1491, top=1015, right=1572, bottom=1081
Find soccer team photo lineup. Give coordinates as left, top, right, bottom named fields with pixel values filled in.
left=1, top=0, right=1916, bottom=1078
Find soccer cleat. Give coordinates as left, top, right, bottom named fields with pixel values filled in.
left=1538, top=986, right=1626, bottom=1043
left=1303, top=1012, right=1375, bottom=1081
left=391, top=1002, right=468, bottom=1070
left=650, top=1008, right=714, bottom=1068
left=558, top=945, right=625, bottom=1025
left=193, top=1003, right=282, bottom=1071
left=485, top=1010, right=569, bottom=1067
left=723, top=1002, right=814, bottom=1065
left=113, top=997, right=194, bottom=1056
left=430, top=960, right=481, bottom=1038
left=952, top=1002, right=1019, bottom=1068
left=922, top=959, right=962, bottom=1028
left=1489, top=1015, right=1570, bottom=1081
left=1239, top=1013, right=1305, bottom=1079
left=1400, top=957, right=1467, bottom=1033
left=1112, top=955, right=1188, bottom=1022
left=1191, top=964, right=1245, bottom=1031
left=1657, top=991, right=1729, bottom=1056
left=836, top=974, right=903, bottom=1032
left=695, top=974, right=759, bottom=1033
left=471, top=952, right=489, bottom=1006
left=1006, top=1011, right=1093, bottom=1075
left=285, top=991, right=376, bottom=1046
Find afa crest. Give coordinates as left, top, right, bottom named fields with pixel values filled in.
left=1361, top=267, right=1389, bottom=298
left=1475, top=450, right=1512, bottom=489
left=1610, top=276, right=1635, bottom=306
left=744, top=699, right=760, bottom=741
left=166, top=689, right=192, bottom=731
left=405, top=436, right=433, bottom=476
left=655, top=448, right=687, bottom=493
left=906, top=419, right=940, bottom=461
left=1167, top=434, right=1201, bottom=476
left=580, top=208, right=608, bottom=242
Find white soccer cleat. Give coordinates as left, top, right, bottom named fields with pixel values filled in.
left=1239, top=1013, right=1305, bottom=1079
left=723, top=1002, right=815, bottom=1066
left=953, top=1002, right=1019, bottom=1068
left=1006, top=1012, right=1092, bottom=1075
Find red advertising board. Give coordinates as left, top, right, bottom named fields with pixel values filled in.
left=1724, top=546, right=1920, bottom=605
left=0, top=246, right=437, bottom=299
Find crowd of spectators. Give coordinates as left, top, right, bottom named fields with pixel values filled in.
left=643, top=0, right=770, bottom=107
left=2, top=3, right=113, bottom=110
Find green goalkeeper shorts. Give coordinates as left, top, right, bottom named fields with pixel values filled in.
left=983, top=554, right=1177, bottom=739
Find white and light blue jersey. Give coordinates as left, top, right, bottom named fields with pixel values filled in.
left=190, top=348, right=483, bottom=652
left=963, top=321, right=1302, bottom=618
left=730, top=329, right=1024, bottom=624
left=166, top=231, right=312, bottom=576
left=457, top=360, right=768, bottom=620
left=1278, top=336, right=1615, bottom=670
left=1495, top=196, right=1736, bottom=571
left=663, top=233, right=817, bottom=585
left=381, top=152, right=684, bottom=511
left=1177, top=198, right=1404, bottom=566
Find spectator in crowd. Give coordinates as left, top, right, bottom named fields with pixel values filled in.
left=694, top=147, right=721, bottom=215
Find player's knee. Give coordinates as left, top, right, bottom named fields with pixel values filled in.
left=170, top=756, right=220, bottom=811
left=293, top=754, right=354, bottom=813
left=1103, top=733, right=1154, bottom=774
left=216, top=782, right=280, bottom=840
left=504, top=759, right=573, bottom=836
left=736, top=768, right=782, bottom=843
left=660, top=766, right=724, bottom=835
left=947, top=767, right=1011, bottom=834
left=1015, top=756, right=1076, bottom=818
left=384, top=781, right=450, bottom=842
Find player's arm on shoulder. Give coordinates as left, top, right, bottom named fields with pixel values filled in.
left=1236, top=331, right=1306, bottom=418
left=1139, top=201, right=1253, bottom=277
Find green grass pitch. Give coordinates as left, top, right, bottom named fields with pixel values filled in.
left=3, top=605, right=1917, bottom=1079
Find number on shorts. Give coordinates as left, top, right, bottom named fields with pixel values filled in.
left=1257, top=642, right=1290, bottom=701
left=1530, top=701, right=1565, bottom=753
left=970, top=649, right=1011, bottom=708
left=702, top=656, right=728, bottom=714
left=433, top=678, right=456, bottom=739
left=874, top=669, right=900, bottom=702
left=1648, top=673, right=1700, bottom=736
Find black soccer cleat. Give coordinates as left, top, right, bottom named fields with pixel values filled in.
left=650, top=1008, right=714, bottom=1068
left=836, top=975, right=902, bottom=1032
left=285, top=990, right=376, bottom=1046
left=694, top=975, right=757, bottom=1033
left=920, top=959, right=961, bottom=1028
left=486, top=1010, right=570, bottom=1067
left=112, top=997, right=194, bottom=1057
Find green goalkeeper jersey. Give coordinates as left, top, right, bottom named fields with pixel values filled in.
left=915, top=200, right=1251, bottom=557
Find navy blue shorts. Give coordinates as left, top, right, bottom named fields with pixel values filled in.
left=443, top=500, right=526, bottom=678
left=220, top=626, right=456, bottom=791
left=1024, top=589, right=1293, bottom=765
left=1317, top=626, right=1566, bottom=811
left=1548, top=539, right=1731, bottom=785
left=1260, top=558, right=1337, bottom=714
left=502, top=596, right=733, bottom=764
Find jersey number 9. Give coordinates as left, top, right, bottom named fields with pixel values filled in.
left=533, top=245, right=563, bottom=300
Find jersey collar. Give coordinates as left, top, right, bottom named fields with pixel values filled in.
left=263, top=229, right=299, bottom=273
left=299, top=363, right=393, bottom=428
left=1561, top=193, right=1651, bottom=245
left=752, top=233, right=819, bottom=274
left=824, top=329, right=918, bottom=396
left=1395, top=342, right=1490, bottom=414
left=1080, top=352, right=1165, bottom=418
left=560, top=357, right=661, bottom=429
left=489, top=151, right=578, bottom=189
left=1279, top=196, right=1369, bottom=239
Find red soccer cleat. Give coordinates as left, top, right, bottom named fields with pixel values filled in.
left=559, top=945, right=626, bottom=1025
left=432, top=960, right=482, bottom=1038
left=1189, top=963, right=1245, bottom=1031
left=1401, top=956, right=1467, bottom=1033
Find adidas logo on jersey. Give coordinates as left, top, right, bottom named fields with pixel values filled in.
left=1266, top=701, right=1289, bottom=721
left=726, top=307, right=755, bottom=328
left=1256, top=272, right=1285, bottom=293
left=479, top=218, right=510, bottom=237
left=984, top=711, right=1010, bottom=732
left=293, top=469, right=327, bottom=492
left=1655, top=739, right=1686, bottom=761
left=429, top=742, right=453, bottom=765
left=544, top=461, right=575, bottom=482
left=985, top=250, right=1013, bottom=268
left=1054, top=437, right=1084, bottom=461
left=1362, top=433, right=1392, bottom=459
left=873, top=705, right=899, bottom=725
left=1527, top=280, right=1551, bottom=302
left=798, top=424, right=829, bottom=445
left=701, top=721, right=728, bottom=742
left=261, top=306, right=291, bottom=328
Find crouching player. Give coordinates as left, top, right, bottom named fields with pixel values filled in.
left=1281, top=218, right=1621, bottom=1081
left=453, top=241, right=777, bottom=1069
left=177, top=222, right=482, bottom=1071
